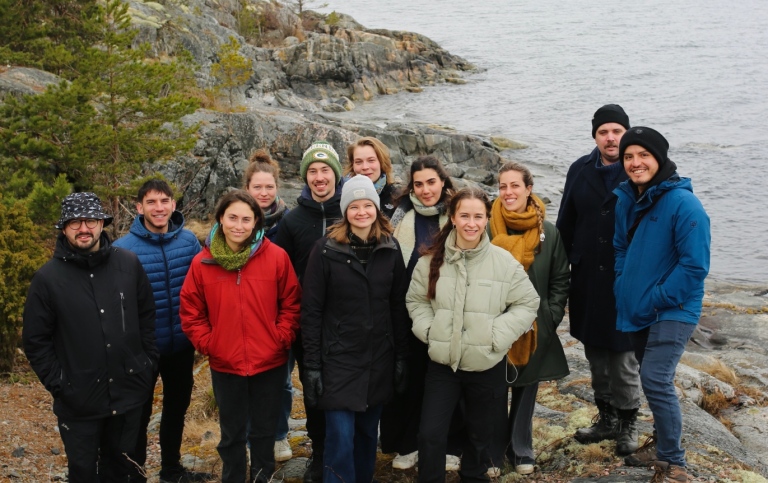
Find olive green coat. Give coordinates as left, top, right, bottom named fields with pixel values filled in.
left=406, top=230, right=540, bottom=372
left=499, top=220, right=570, bottom=387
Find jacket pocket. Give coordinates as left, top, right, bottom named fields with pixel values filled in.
left=123, top=352, right=155, bottom=395
left=58, top=368, right=109, bottom=416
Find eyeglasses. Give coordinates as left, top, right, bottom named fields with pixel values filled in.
left=67, top=218, right=100, bottom=229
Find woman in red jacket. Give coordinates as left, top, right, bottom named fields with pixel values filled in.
left=180, top=190, right=301, bottom=483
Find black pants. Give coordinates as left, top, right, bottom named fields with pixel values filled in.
left=380, top=334, right=464, bottom=456
left=418, top=360, right=506, bottom=483
left=293, top=332, right=326, bottom=460
left=58, top=406, right=143, bottom=483
left=210, top=365, right=284, bottom=483
left=131, top=346, right=195, bottom=480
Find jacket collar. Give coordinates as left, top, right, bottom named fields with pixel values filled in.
left=324, top=235, right=397, bottom=255
left=128, top=211, right=186, bottom=243
left=581, top=147, right=629, bottom=201
left=54, top=231, right=113, bottom=268
left=444, top=230, right=491, bottom=264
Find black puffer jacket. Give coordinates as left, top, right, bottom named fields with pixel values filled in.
left=274, top=185, right=343, bottom=281
left=23, top=233, right=157, bottom=420
left=300, top=236, right=409, bottom=412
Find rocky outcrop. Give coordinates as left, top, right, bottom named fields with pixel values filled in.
left=124, top=0, right=474, bottom=110
left=0, top=67, right=62, bottom=102
left=154, top=105, right=507, bottom=217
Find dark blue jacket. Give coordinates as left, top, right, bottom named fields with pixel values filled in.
left=613, top=175, right=710, bottom=331
left=114, top=212, right=201, bottom=354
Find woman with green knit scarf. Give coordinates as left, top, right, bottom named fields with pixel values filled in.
left=180, top=190, right=302, bottom=483
left=488, top=161, right=570, bottom=476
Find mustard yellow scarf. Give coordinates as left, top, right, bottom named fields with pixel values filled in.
left=490, top=194, right=545, bottom=271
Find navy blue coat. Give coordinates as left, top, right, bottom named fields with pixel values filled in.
left=556, top=148, right=634, bottom=351
left=114, top=212, right=201, bottom=355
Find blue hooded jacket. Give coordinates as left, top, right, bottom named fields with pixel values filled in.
left=613, top=175, right=710, bottom=332
left=114, top=212, right=201, bottom=354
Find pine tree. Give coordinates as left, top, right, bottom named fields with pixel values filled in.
left=0, top=0, right=200, bottom=233
left=210, top=36, right=253, bottom=109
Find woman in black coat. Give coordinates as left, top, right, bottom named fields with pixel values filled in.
left=344, top=136, right=399, bottom=218
left=300, top=175, right=409, bottom=483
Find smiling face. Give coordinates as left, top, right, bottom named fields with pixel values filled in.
left=346, top=198, right=378, bottom=239
left=412, top=168, right=445, bottom=207
left=219, top=201, right=257, bottom=252
left=595, top=122, right=627, bottom=164
left=247, top=171, right=278, bottom=209
left=451, top=198, right=488, bottom=250
left=137, top=189, right=176, bottom=234
left=63, top=218, right=104, bottom=252
left=306, top=162, right=336, bottom=202
left=352, top=145, right=382, bottom=182
left=623, top=145, right=660, bottom=194
left=498, top=170, right=532, bottom=214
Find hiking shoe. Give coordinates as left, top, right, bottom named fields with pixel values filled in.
left=624, top=435, right=657, bottom=467
left=274, top=438, right=293, bottom=462
left=159, top=465, right=213, bottom=483
left=650, top=461, right=689, bottom=482
left=515, top=463, right=534, bottom=475
left=303, top=455, right=323, bottom=483
left=574, top=398, right=619, bottom=444
left=486, top=466, right=501, bottom=478
left=445, top=454, right=461, bottom=471
left=392, top=450, right=418, bottom=469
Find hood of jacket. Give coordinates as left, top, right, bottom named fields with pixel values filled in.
left=127, top=211, right=186, bottom=244
left=615, top=173, right=690, bottom=209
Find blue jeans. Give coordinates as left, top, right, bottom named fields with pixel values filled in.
left=324, top=405, right=383, bottom=483
left=275, top=352, right=295, bottom=441
left=631, top=321, right=696, bottom=467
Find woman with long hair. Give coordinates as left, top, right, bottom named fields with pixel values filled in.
left=406, top=187, right=540, bottom=482
left=244, top=148, right=295, bottom=462
left=379, top=155, right=461, bottom=471
left=180, top=190, right=301, bottom=483
left=344, top=137, right=398, bottom=217
left=245, top=149, right=288, bottom=241
left=300, top=175, right=410, bottom=483
left=489, top=162, right=570, bottom=476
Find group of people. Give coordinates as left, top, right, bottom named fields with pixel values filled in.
left=21, top=104, right=710, bottom=483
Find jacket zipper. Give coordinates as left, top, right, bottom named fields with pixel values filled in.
left=237, top=269, right=241, bottom=285
left=160, top=238, right=174, bottom=351
left=120, top=292, right=126, bottom=332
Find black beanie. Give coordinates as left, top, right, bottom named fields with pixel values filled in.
left=591, top=104, right=630, bottom=138
left=619, top=126, right=670, bottom=167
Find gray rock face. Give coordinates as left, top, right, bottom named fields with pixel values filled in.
left=158, top=107, right=508, bottom=217
left=123, top=0, right=474, bottom=109
left=0, top=67, right=62, bottom=101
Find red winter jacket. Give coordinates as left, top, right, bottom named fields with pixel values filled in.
left=180, top=239, right=301, bottom=376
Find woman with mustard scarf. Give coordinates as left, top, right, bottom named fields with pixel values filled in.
left=488, top=162, right=571, bottom=476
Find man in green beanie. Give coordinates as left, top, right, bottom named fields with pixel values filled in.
left=274, top=140, right=344, bottom=483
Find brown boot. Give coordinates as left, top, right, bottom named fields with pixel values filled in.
left=624, top=434, right=656, bottom=467
left=650, top=461, right=689, bottom=482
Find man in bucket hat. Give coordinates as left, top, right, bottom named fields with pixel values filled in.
left=23, top=192, right=158, bottom=483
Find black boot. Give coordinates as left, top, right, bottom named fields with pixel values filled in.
left=574, top=398, right=618, bottom=444
left=615, top=408, right=639, bottom=456
left=303, top=452, right=324, bottom=483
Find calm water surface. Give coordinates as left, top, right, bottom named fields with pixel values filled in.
left=320, top=0, right=768, bottom=284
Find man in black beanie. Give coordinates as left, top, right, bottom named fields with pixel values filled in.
left=613, top=126, right=710, bottom=482
left=557, top=104, right=642, bottom=456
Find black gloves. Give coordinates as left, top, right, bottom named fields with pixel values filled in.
left=394, top=358, right=408, bottom=394
left=303, top=368, right=324, bottom=408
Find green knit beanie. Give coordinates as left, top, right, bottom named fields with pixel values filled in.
left=300, top=140, right=342, bottom=183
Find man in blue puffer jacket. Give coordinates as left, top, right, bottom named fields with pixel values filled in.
left=613, top=127, right=710, bottom=483
left=114, top=179, right=206, bottom=483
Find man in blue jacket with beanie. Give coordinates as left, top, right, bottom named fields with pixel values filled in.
left=613, top=127, right=710, bottom=482
left=114, top=179, right=207, bottom=483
